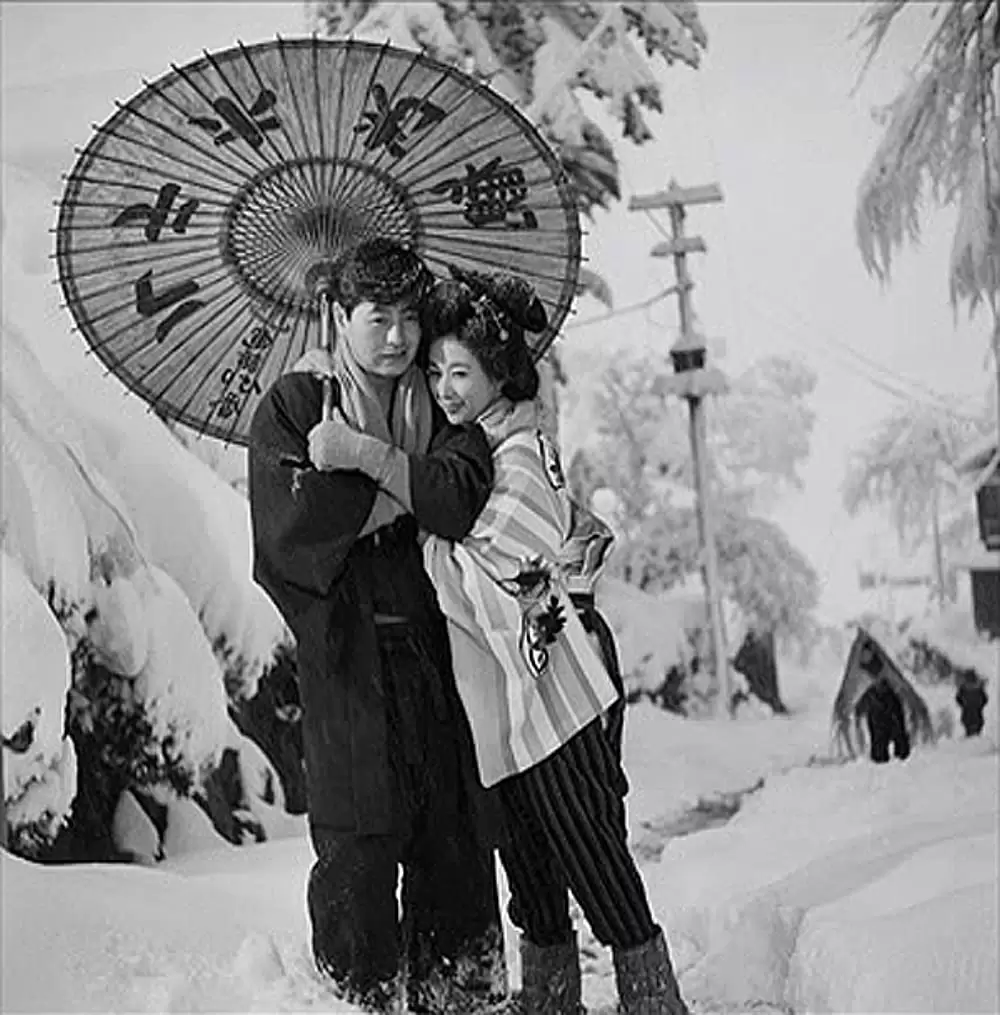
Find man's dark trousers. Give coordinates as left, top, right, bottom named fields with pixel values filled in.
left=307, top=620, right=504, bottom=1013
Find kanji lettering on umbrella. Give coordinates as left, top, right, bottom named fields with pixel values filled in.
left=244, top=324, right=280, bottom=350
left=213, top=331, right=273, bottom=418
left=209, top=390, right=244, bottom=419
left=221, top=367, right=263, bottom=395
left=189, top=89, right=281, bottom=149
left=430, top=157, right=539, bottom=230
left=134, top=270, right=206, bottom=343
left=354, top=84, right=447, bottom=158
left=112, top=183, right=199, bottom=242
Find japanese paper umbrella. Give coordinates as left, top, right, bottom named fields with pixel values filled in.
left=55, top=36, right=582, bottom=446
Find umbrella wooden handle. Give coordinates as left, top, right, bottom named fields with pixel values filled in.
left=319, top=290, right=334, bottom=420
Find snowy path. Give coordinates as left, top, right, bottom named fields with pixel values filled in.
left=3, top=721, right=995, bottom=1013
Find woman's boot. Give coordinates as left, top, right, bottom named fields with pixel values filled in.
left=519, top=934, right=583, bottom=1015
left=612, top=927, right=690, bottom=1015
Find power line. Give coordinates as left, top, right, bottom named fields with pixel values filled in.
left=564, top=284, right=676, bottom=330
left=669, top=64, right=984, bottom=422
left=738, top=293, right=985, bottom=422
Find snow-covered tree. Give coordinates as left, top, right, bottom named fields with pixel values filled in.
left=615, top=495, right=820, bottom=648
left=569, top=346, right=819, bottom=646
left=854, top=1, right=999, bottom=319
left=842, top=401, right=993, bottom=606
left=0, top=319, right=293, bottom=860
left=577, top=348, right=818, bottom=532
left=307, top=1, right=708, bottom=215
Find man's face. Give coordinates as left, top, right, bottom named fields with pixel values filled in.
left=337, top=299, right=421, bottom=378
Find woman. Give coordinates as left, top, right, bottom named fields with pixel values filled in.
left=305, top=268, right=690, bottom=1015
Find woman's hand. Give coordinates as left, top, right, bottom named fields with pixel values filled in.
left=289, top=348, right=335, bottom=377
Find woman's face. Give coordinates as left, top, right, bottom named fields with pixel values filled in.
left=426, top=336, right=502, bottom=425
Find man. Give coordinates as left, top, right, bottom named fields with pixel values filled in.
left=956, top=670, right=988, bottom=737
left=247, top=239, right=506, bottom=1013
left=856, top=644, right=910, bottom=764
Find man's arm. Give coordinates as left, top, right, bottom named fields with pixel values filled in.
left=249, top=375, right=375, bottom=604
left=307, top=417, right=494, bottom=541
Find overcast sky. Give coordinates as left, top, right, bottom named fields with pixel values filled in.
left=1, top=1, right=992, bottom=620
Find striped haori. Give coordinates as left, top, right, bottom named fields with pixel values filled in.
left=424, top=403, right=619, bottom=787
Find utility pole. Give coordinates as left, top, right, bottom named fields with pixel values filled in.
left=628, top=179, right=732, bottom=716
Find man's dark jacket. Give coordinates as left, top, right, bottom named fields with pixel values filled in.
left=247, top=373, right=494, bottom=832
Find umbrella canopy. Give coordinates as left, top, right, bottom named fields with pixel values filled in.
left=55, top=36, right=581, bottom=445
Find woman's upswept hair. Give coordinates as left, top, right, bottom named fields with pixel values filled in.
left=420, top=266, right=549, bottom=402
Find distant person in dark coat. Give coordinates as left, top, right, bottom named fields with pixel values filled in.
left=856, top=643, right=911, bottom=763
left=248, top=239, right=505, bottom=1014
left=732, top=628, right=788, bottom=715
left=956, top=672, right=989, bottom=737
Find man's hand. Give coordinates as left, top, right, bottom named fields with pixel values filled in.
left=308, top=414, right=369, bottom=471
left=290, top=348, right=335, bottom=377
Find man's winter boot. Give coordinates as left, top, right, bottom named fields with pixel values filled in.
left=612, top=927, right=690, bottom=1015
left=518, top=934, right=584, bottom=1015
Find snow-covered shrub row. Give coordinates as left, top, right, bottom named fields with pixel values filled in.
left=596, top=577, right=757, bottom=716
left=900, top=606, right=997, bottom=686
left=1, top=321, right=292, bottom=858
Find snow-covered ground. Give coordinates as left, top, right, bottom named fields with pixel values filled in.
left=3, top=681, right=996, bottom=1014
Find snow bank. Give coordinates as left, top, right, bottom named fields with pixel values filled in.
left=3, top=692, right=996, bottom=1013
left=646, top=741, right=1000, bottom=1013
left=621, top=701, right=831, bottom=833
left=1, top=553, right=77, bottom=838
left=0, top=846, right=362, bottom=1014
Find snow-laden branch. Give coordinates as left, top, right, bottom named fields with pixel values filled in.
left=854, top=0, right=999, bottom=314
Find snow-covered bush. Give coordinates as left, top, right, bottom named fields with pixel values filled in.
left=901, top=606, right=997, bottom=687
left=0, top=319, right=293, bottom=859
left=1, top=553, right=77, bottom=855
left=596, top=577, right=749, bottom=715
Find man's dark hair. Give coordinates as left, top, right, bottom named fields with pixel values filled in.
left=334, top=238, right=434, bottom=313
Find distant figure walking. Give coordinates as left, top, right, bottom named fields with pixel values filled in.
left=857, top=679, right=911, bottom=763
left=856, top=643, right=911, bottom=763
left=956, top=672, right=989, bottom=738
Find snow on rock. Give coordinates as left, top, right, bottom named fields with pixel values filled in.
left=1, top=552, right=76, bottom=830
left=112, top=789, right=162, bottom=864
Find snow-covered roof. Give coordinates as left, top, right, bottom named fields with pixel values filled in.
left=950, top=545, right=1000, bottom=572
left=956, top=433, right=998, bottom=480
